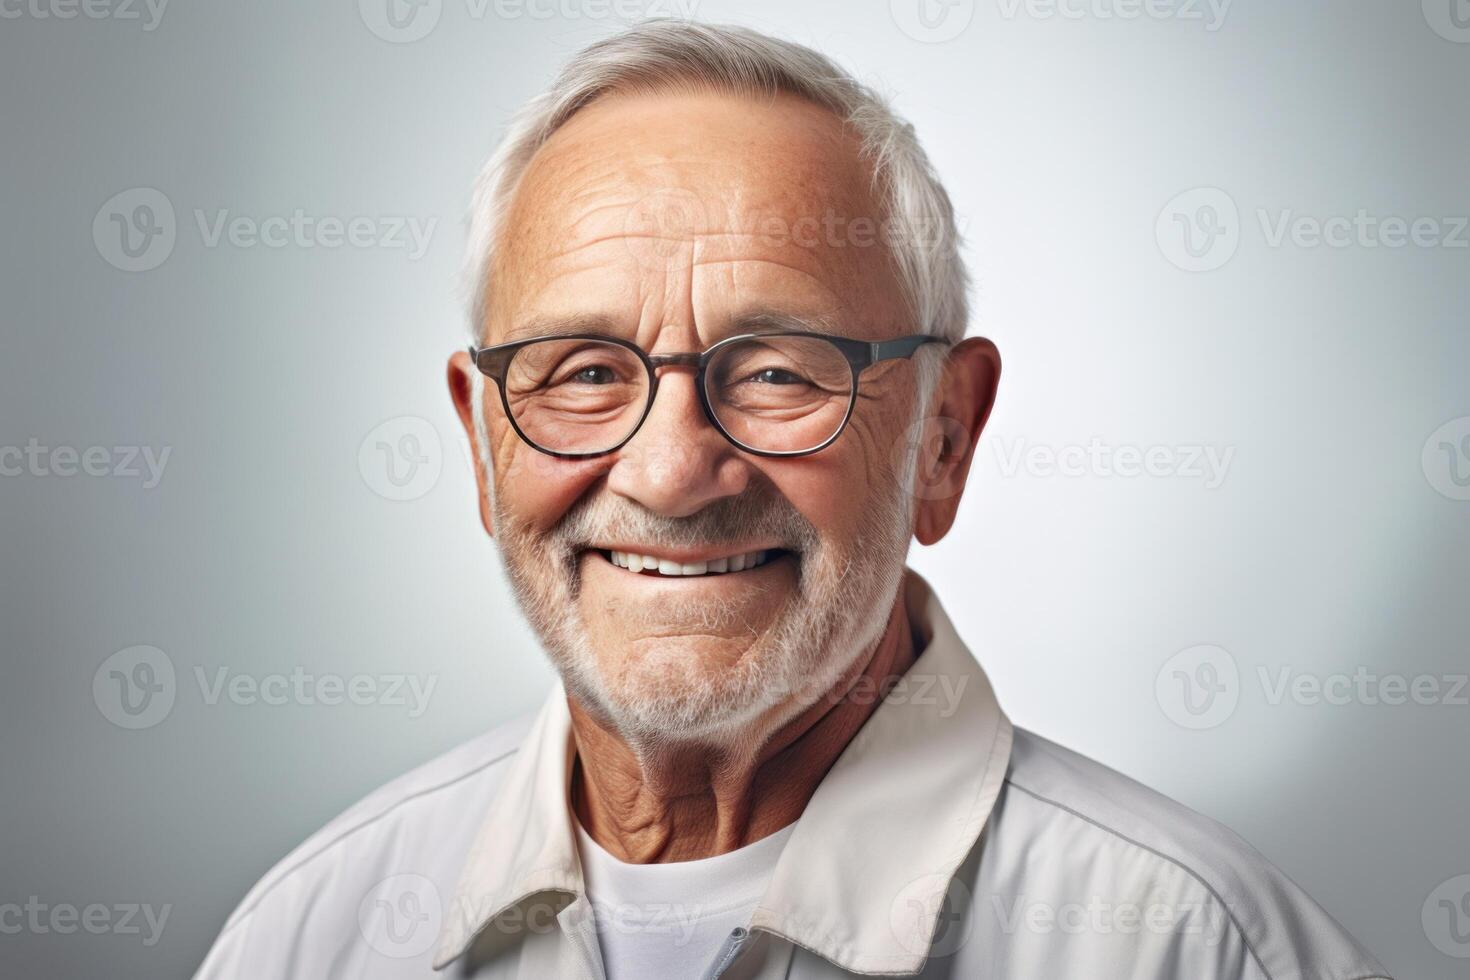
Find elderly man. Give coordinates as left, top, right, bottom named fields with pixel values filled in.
left=197, top=21, right=1390, bottom=980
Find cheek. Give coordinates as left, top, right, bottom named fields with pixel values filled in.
left=779, top=404, right=914, bottom=542
left=755, top=445, right=872, bottom=547
left=490, top=424, right=608, bottom=529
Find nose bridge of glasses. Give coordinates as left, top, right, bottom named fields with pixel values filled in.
left=646, top=351, right=703, bottom=371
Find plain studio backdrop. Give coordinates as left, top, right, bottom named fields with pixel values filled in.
left=2, top=1, right=1467, bottom=977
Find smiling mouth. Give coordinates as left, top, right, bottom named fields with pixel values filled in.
left=597, top=548, right=787, bottom=577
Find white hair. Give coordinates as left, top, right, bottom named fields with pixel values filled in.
left=461, top=20, right=970, bottom=347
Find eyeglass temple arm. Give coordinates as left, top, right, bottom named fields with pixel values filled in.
left=468, top=344, right=515, bottom=382
left=869, top=334, right=950, bottom=364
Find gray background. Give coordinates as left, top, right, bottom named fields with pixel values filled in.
left=2, top=0, right=1467, bottom=977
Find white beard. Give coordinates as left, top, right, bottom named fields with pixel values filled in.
left=476, top=370, right=933, bottom=754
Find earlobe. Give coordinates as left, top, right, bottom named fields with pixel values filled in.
left=447, top=351, right=496, bottom=539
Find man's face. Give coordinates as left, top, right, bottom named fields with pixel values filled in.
left=472, top=90, right=933, bottom=742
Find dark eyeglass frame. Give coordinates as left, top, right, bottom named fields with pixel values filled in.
left=468, top=330, right=950, bottom=459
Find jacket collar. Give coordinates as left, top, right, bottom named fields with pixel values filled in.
left=433, top=569, right=1013, bottom=974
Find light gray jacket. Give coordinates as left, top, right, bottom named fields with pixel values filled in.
left=195, top=573, right=1391, bottom=980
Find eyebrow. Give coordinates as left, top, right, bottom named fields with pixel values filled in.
left=496, top=309, right=843, bottom=347
left=728, top=309, right=842, bottom=335
left=500, top=313, right=623, bottom=343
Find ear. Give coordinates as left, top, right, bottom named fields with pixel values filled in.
left=447, top=350, right=495, bottom=539
left=911, top=337, right=1001, bottom=546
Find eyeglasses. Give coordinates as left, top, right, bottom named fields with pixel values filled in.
left=468, top=330, right=949, bottom=459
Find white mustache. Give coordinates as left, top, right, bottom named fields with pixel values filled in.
left=550, top=488, right=819, bottom=560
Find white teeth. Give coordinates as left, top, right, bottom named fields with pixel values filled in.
left=605, top=549, right=775, bottom=576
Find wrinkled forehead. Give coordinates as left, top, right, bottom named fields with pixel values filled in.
left=484, top=89, right=907, bottom=346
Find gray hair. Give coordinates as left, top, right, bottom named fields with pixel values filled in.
left=462, top=20, right=969, bottom=346
left=467, top=22, right=966, bottom=494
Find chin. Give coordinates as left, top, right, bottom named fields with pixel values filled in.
left=577, top=634, right=795, bottom=744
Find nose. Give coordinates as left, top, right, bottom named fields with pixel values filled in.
left=604, top=367, right=751, bottom=518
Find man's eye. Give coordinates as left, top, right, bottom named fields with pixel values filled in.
left=567, top=364, right=616, bottom=385
left=748, top=368, right=806, bottom=385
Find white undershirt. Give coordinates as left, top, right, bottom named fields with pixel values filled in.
left=573, top=818, right=796, bottom=980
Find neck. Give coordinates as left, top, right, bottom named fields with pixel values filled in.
left=568, top=588, right=918, bottom=863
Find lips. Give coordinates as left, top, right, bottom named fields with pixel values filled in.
left=600, top=548, right=781, bottom=577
